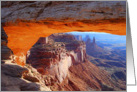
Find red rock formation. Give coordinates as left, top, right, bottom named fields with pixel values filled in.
left=1, top=28, right=126, bottom=91
left=26, top=33, right=125, bottom=91
left=1, top=1, right=126, bottom=91
left=27, top=34, right=87, bottom=83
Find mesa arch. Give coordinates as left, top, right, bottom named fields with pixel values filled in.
left=3, top=19, right=126, bottom=66
left=1, top=1, right=126, bottom=65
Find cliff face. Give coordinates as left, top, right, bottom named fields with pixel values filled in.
left=27, top=34, right=87, bottom=83
left=67, top=61, right=115, bottom=91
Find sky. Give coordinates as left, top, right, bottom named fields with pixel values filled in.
left=67, top=32, right=126, bottom=45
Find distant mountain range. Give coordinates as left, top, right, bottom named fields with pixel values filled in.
left=69, top=32, right=126, bottom=46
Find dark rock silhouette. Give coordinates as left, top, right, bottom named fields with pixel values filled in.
left=1, top=26, right=13, bottom=62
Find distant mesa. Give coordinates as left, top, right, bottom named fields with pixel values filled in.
left=86, top=37, right=104, bottom=57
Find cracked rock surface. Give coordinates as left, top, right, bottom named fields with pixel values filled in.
left=1, top=1, right=126, bottom=22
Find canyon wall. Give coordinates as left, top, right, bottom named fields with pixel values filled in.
left=27, top=34, right=87, bottom=83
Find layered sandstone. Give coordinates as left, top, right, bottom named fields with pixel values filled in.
left=27, top=34, right=87, bottom=83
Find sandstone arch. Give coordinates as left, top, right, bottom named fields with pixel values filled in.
left=1, top=1, right=126, bottom=65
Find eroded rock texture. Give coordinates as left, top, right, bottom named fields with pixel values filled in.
left=1, top=26, right=51, bottom=91
left=1, top=63, right=51, bottom=91
left=27, top=33, right=87, bottom=83
left=1, top=30, right=126, bottom=91
left=26, top=33, right=125, bottom=91
left=1, top=1, right=126, bottom=91
left=1, top=1, right=126, bottom=22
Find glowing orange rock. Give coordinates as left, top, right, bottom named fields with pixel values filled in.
left=3, top=20, right=126, bottom=66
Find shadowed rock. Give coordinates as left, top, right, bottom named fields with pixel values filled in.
left=1, top=25, right=51, bottom=91
left=1, top=26, right=13, bottom=61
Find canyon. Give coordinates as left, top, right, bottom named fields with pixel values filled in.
left=1, top=30, right=126, bottom=91
left=1, top=1, right=126, bottom=91
left=85, top=36, right=126, bottom=89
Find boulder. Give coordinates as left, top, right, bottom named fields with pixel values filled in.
left=1, top=64, right=28, bottom=77
left=23, top=74, right=39, bottom=82
left=1, top=63, right=51, bottom=91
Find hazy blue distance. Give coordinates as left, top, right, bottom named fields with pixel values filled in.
left=67, top=32, right=126, bottom=46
